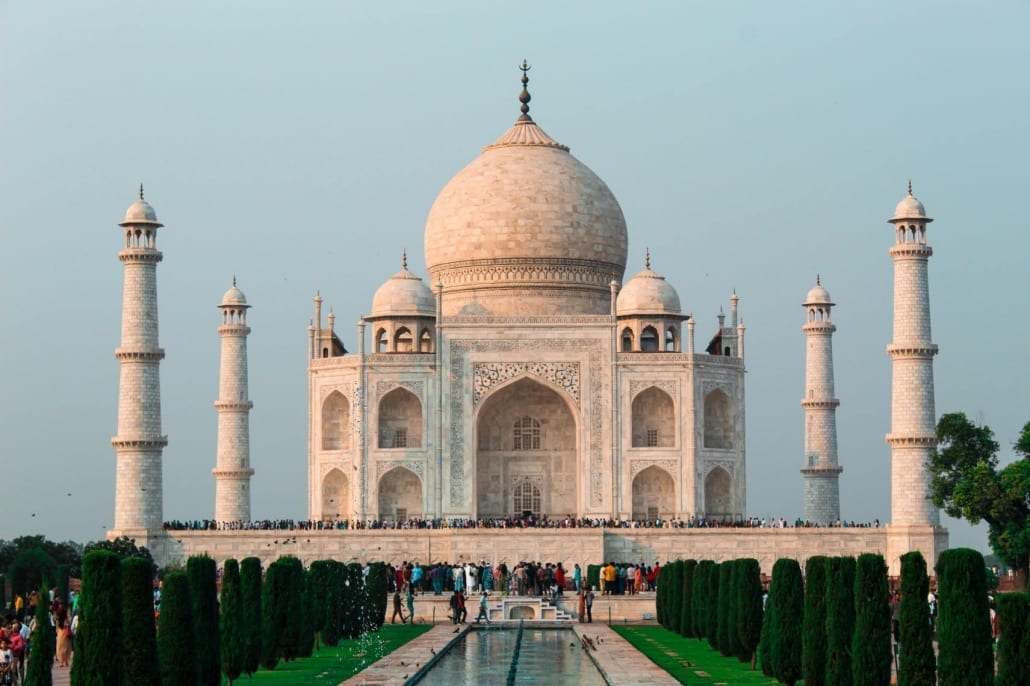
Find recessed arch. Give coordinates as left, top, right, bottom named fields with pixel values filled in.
left=665, top=326, right=677, bottom=352
left=321, top=468, right=350, bottom=520
left=377, top=466, right=422, bottom=521
left=640, top=325, right=659, bottom=352
left=631, top=386, right=675, bottom=448
left=704, top=466, right=732, bottom=518
left=632, top=465, right=675, bottom=520
left=394, top=327, right=413, bottom=353
left=375, top=328, right=388, bottom=353
left=321, top=391, right=350, bottom=451
left=419, top=328, right=433, bottom=353
left=378, top=387, right=423, bottom=448
left=703, top=388, right=733, bottom=449
left=621, top=327, right=634, bottom=352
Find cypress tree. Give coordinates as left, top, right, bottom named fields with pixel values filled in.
left=995, top=592, right=1029, bottom=686
left=692, top=561, right=712, bottom=638
left=736, top=558, right=763, bottom=669
left=297, top=567, right=316, bottom=658
left=24, top=582, right=55, bottom=686
left=121, top=557, right=159, bottom=686
left=668, top=561, right=683, bottom=634
left=935, top=548, right=993, bottom=686
left=187, top=555, right=220, bottom=685
left=309, top=561, right=331, bottom=644
left=363, top=562, right=388, bottom=633
left=261, top=559, right=290, bottom=669
left=0, top=574, right=5, bottom=614
left=898, top=551, right=935, bottom=686
left=240, top=557, right=262, bottom=677
left=56, top=564, right=70, bottom=606
left=679, top=559, right=697, bottom=637
left=769, top=557, right=803, bottom=686
left=802, top=555, right=829, bottom=686
left=156, top=572, right=195, bottom=686
left=344, top=562, right=367, bottom=637
left=757, top=571, right=775, bottom=677
left=706, top=562, right=720, bottom=650
left=322, top=561, right=345, bottom=646
left=852, top=553, right=891, bottom=686
left=219, top=559, right=244, bottom=686
left=71, top=549, right=123, bottom=686
left=717, top=560, right=734, bottom=656
left=824, top=556, right=856, bottom=686
left=278, top=557, right=304, bottom=660
left=656, top=563, right=668, bottom=627
left=728, top=560, right=747, bottom=661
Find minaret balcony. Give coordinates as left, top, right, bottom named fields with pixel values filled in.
left=111, top=436, right=168, bottom=449
left=800, top=398, right=840, bottom=409
left=886, top=343, right=938, bottom=358
left=118, top=249, right=163, bottom=263
left=885, top=434, right=937, bottom=447
left=212, top=467, right=255, bottom=478
left=888, top=244, right=933, bottom=259
left=114, top=348, right=165, bottom=361
left=214, top=400, right=254, bottom=411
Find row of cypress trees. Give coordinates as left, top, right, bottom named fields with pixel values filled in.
left=657, top=548, right=1022, bottom=686
left=69, top=551, right=390, bottom=686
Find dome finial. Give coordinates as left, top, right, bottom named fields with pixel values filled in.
left=907, top=179, right=913, bottom=196
left=518, top=59, right=532, bottom=121
left=139, top=183, right=145, bottom=200
left=645, top=248, right=651, bottom=270
left=816, top=273, right=821, bottom=286
left=233, top=274, right=237, bottom=287
left=402, top=249, right=408, bottom=271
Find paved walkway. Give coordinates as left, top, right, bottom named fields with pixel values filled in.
left=572, top=624, right=680, bottom=686
left=340, top=623, right=472, bottom=685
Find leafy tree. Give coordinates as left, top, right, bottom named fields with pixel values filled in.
left=769, top=558, right=803, bottom=685
left=930, top=413, right=1030, bottom=587
left=935, top=548, right=993, bottom=686
left=898, top=551, right=935, bottom=686
left=705, top=562, right=720, bottom=650
left=1, top=536, right=81, bottom=580
left=824, top=556, right=856, bottom=686
left=187, top=555, right=221, bottom=685
left=692, top=561, right=713, bottom=638
left=220, top=559, right=244, bottom=686
left=83, top=536, right=155, bottom=576
left=736, top=558, right=763, bottom=669
left=24, top=582, right=55, bottom=686
left=71, top=549, right=123, bottom=686
left=0, top=573, right=5, bottom=612
left=852, top=553, right=891, bottom=686
left=156, top=572, right=195, bottom=686
left=679, top=559, right=696, bottom=637
left=8, top=547, right=56, bottom=599
left=994, top=592, right=1029, bottom=686
left=802, top=555, right=829, bottom=686
left=121, top=557, right=159, bottom=686
left=240, top=557, right=262, bottom=677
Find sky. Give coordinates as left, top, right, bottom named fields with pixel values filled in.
left=1, top=1, right=1027, bottom=556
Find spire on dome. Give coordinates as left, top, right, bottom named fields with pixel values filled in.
left=518, top=59, right=532, bottom=122
left=816, top=273, right=820, bottom=285
left=139, top=183, right=145, bottom=200
left=233, top=274, right=237, bottom=287
left=402, top=249, right=408, bottom=271
left=908, top=179, right=913, bottom=196
left=645, top=248, right=651, bottom=270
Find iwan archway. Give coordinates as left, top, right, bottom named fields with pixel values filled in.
left=474, top=377, right=578, bottom=518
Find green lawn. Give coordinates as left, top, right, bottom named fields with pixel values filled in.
left=612, top=626, right=784, bottom=685
left=221, top=624, right=433, bottom=684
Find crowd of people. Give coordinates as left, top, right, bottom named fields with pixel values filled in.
left=0, top=590, right=78, bottom=682
left=163, top=514, right=882, bottom=532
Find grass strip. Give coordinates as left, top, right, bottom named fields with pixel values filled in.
left=222, top=623, right=433, bottom=684
left=612, top=626, right=784, bottom=685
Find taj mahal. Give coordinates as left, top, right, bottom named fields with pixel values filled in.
left=106, top=65, right=947, bottom=573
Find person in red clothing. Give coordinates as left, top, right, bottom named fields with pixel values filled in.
left=554, top=563, right=566, bottom=597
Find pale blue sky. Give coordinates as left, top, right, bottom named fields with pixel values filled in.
left=2, top=1, right=1027, bottom=555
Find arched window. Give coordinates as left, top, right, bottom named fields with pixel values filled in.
left=621, top=328, right=634, bottom=352
left=394, top=327, right=413, bottom=353
left=640, top=326, right=659, bottom=352
left=704, top=466, right=732, bottom=517
left=513, top=480, right=541, bottom=514
left=375, top=328, right=388, bottom=353
left=419, top=329, right=433, bottom=353
left=631, top=386, right=675, bottom=448
left=321, top=391, right=350, bottom=450
left=378, top=387, right=423, bottom=448
left=513, top=416, right=541, bottom=450
left=703, top=389, right=733, bottom=449
left=665, top=327, right=677, bottom=352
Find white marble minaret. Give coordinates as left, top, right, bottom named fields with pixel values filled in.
left=800, top=276, right=842, bottom=524
left=213, top=278, right=255, bottom=523
left=112, top=186, right=167, bottom=531
left=886, top=182, right=940, bottom=527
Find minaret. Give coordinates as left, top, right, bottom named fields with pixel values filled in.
left=801, top=276, right=843, bottom=524
left=112, top=185, right=167, bottom=531
left=886, top=182, right=940, bottom=527
left=213, top=278, right=255, bottom=523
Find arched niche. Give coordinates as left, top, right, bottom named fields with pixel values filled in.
left=321, top=468, right=350, bottom=520
left=703, top=388, right=733, bottom=449
left=631, top=386, right=675, bottom=448
left=377, top=466, right=422, bottom=521
left=704, top=466, right=732, bottom=518
left=632, top=465, right=675, bottom=520
left=378, top=387, right=423, bottom=448
left=321, top=391, right=350, bottom=451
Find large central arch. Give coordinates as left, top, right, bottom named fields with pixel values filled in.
left=474, top=377, right=578, bottom=518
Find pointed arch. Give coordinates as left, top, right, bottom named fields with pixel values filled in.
left=321, top=391, right=350, bottom=451
left=704, top=466, right=732, bottom=518
left=640, top=325, right=659, bottom=352
left=419, top=328, right=433, bottom=353
left=631, top=386, right=675, bottom=447
left=665, top=326, right=677, bottom=352
left=321, top=468, right=349, bottom=520
left=621, top=327, right=634, bottom=352
left=703, top=388, right=733, bottom=449
left=377, top=466, right=423, bottom=521
left=394, top=326, right=413, bottom=352
left=378, top=387, right=423, bottom=448
left=632, top=465, right=675, bottom=520
left=375, top=328, right=388, bottom=353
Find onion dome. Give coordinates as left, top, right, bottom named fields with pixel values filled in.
left=889, top=180, right=932, bottom=223
left=119, top=184, right=163, bottom=227
left=424, top=62, right=628, bottom=316
left=220, top=277, right=249, bottom=308
left=804, top=275, right=834, bottom=306
left=369, top=252, right=436, bottom=318
left=617, top=252, right=683, bottom=316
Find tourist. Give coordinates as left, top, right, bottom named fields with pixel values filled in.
left=474, top=591, right=490, bottom=624
left=450, top=590, right=467, bottom=624
left=602, top=562, right=617, bottom=595
left=411, top=562, right=424, bottom=594
left=55, top=617, right=73, bottom=667
left=554, top=563, right=565, bottom=597
left=572, top=563, right=582, bottom=593
left=406, top=587, right=415, bottom=623
left=391, top=590, right=406, bottom=624
left=0, top=638, right=13, bottom=685
left=584, top=586, right=595, bottom=623
left=7, top=621, right=24, bottom=679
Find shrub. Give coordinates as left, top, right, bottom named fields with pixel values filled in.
left=898, top=551, right=935, bottom=686
left=995, top=592, right=1029, bottom=686
left=156, top=572, right=195, bottom=686
left=680, top=559, right=697, bottom=637
left=220, top=559, right=244, bottom=686
left=71, top=549, right=122, bottom=686
left=736, top=558, right=763, bottom=668
left=240, top=557, right=262, bottom=677
left=852, top=553, right=891, bottom=686
left=187, top=555, right=221, bottom=685
left=935, top=548, right=993, bottom=686
left=802, top=556, right=829, bottom=686
left=770, top=557, right=803, bottom=686
left=121, top=557, right=159, bottom=686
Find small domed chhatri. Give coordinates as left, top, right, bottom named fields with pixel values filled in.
left=804, top=275, right=833, bottom=306
left=220, top=277, right=249, bottom=308
left=424, top=61, right=628, bottom=316
left=617, top=251, right=683, bottom=315
left=119, top=183, right=163, bottom=227
left=370, top=251, right=436, bottom=318
left=891, top=180, right=931, bottom=222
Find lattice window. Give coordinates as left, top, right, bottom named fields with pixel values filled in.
left=646, top=429, right=659, bottom=447
left=513, top=481, right=541, bottom=514
left=647, top=506, right=659, bottom=521
left=395, top=507, right=407, bottom=522
left=513, top=416, right=540, bottom=450
left=393, top=428, right=407, bottom=448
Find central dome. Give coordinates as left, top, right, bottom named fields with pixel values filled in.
left=424, top=71, right=628, bottom=316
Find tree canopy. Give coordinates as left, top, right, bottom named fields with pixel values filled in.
left=930, top=413, right=1030, bottom=585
